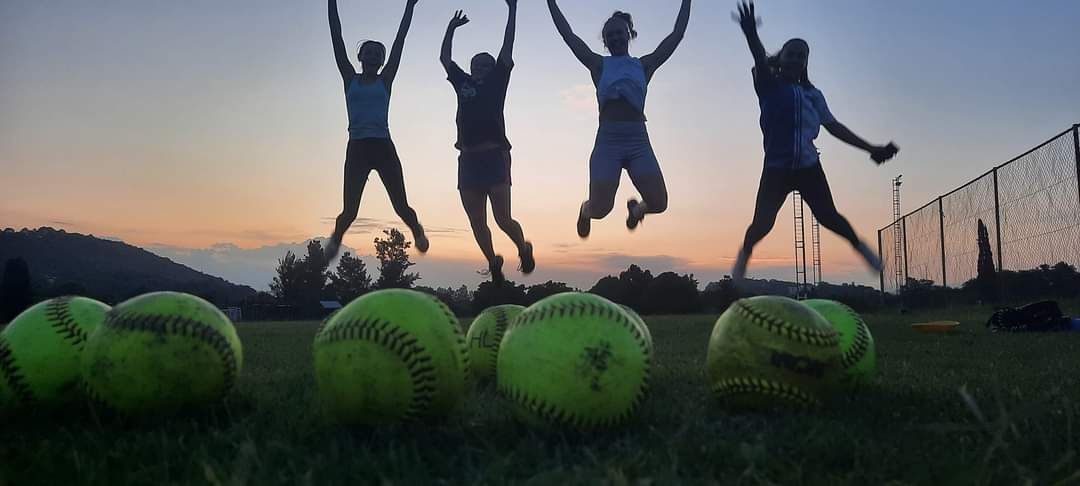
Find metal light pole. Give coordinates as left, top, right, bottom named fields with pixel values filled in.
left=892, top=175, right=904, bottom=294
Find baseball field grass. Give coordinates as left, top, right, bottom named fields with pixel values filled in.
left=2, top=302, right=1079, bottom=485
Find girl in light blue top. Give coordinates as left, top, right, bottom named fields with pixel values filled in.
left=546, top=0, right=692, bottom=239
left=324, top=0, right=428, bottom=261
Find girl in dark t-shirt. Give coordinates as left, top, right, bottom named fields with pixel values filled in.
left=440, top=2, right=534, bottom=283
left=730, top=0, right=899, bottom=281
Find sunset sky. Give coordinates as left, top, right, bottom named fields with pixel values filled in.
left=3, top=0, right=1079, bottom=291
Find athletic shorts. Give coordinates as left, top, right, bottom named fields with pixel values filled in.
left=345, top=137, right=402, bottom=177
left=589, top=121, right=661, bottom=183
left=458, top=149, right=511, bottom=192
left=756, top=163, right=829, bottom=199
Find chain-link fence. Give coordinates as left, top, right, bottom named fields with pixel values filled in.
left=878, top=124, right=1080, bottom=297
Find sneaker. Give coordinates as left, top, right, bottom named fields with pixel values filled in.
left=576, top=202, right=591, bottom=239
left=855, top=241, right=883, bottom=273
left=412, top=224, right=430, bottom=253
left=626, top=198, right=644, bottom=230
left=489, top=255, right=505, bottom=284
left=519, top=241, right=535, bottom=274
left=732, top=247, right=750, bottom=282
left=324, top=236, right=342, bottom=261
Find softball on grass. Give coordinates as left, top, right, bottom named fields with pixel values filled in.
left=81, top=292, right=243, bottom=415
left=803, top=299, right=876, bottom=387
left=617, top=304, right=654, bottom=353
left=705, top=296, right=841, bottom=411
left=465, top=304, right=524, bottom=381
left=497, top=292, right=651, bottom=429
left=0, top=296, right=109, bottom=411
left=313, top=289, right=468, bottom=425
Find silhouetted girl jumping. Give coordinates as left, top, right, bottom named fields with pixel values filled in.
left=546, top=0, right=692, bottom=239
left=441, top=1, right=534, bottom=283
left=324, top=0, right=428, bottom=261
left=730, top=0, right=898, bottom=281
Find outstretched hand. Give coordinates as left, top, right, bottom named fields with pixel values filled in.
left=871, top=143, right=900, bottom=165
left=449, top=10, right=469, bottom=29
left=732, top=1, right=761, bottom=31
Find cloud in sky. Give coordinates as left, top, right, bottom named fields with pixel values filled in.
left=319, top=216, right=467, bottom=238
left=147, top=240, right=357, bottom=291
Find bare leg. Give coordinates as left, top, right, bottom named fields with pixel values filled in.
left=488, top=184, right=533, bottom=273
left=733, top=171, right=790, bottom=280
left=798, top=166, right=882, bottom=271
left=327, top=142, right=370, bottom=261
left=460, top=189, right=504, bottom=282
left=626, top=169, right=668, bottom=229
left=377, top=145, right=428, bottom=253
left=578, top=180, right=619, bottom=238
left=460, top=190, right=496, bottom=264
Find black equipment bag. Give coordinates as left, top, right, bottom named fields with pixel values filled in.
left=986, top=300, right=1070, bottom=332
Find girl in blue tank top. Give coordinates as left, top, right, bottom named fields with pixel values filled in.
left=729, top=1, right=899, bottom=281
left=546, top=0, right=693, bottom=239
left=324, top=0, right=428, bottom=262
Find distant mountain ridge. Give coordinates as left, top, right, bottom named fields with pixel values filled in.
left=0, top=227, right=256, bottom=305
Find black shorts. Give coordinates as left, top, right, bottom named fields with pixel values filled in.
left=758, top=163, right=829, bottom=197
left=345, top=137, right=401, bottom=175
left=458, top=149, right=511, bottom=192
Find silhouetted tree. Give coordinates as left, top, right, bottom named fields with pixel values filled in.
left=589, top=275, right=625, bottom=303
left=1, top=258, right=33, bottom=323
left=525, top=281, right=576, bottom=305
left=270, top=251, right=303, bottom=305
left=644, top=272, right=701, bottom=314
left=976, top=219, right=998, bottom=302
left=374, top=229, right=420, bottom=289
left=702, top=277, right=739, bottom=313
left=328, top=251, right=371, bottom=304
left=991, top=262, right=1080, bottom=301
left=432, top=285, right=472, bottom=316
left=472, top=280, right=527, bottom=314
left=300, top=240, right=332, bottom=301
left=901, top=277, right=949, bottom=308
left=1046, top=262, right=1080, bottom=296
left=618, top=265, right=653, bottom=312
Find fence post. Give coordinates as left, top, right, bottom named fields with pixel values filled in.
left=938, top=196, right=946, bottom=288
left=877, top=229, right=885, bottom=298
left=1073, top=124, right=1079, bottom=209
left=901, top=216, right=910, bottom=288
left=992, top=168, right=1003, bottom=272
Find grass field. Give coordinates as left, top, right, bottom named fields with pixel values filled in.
left=3, top=302, right=1079, bottom=485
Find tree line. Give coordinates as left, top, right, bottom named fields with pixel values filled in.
left=263, top=228, right=735, bottom=318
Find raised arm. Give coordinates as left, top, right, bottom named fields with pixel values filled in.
left=497, top=0, right=518, bottom=67
left=382, top=0, right=419, bottom=89
left=824, top=121, right=899, bottom=164
left=735, top=1, right=768, bottom=72
left=441, top=10, right=469, bottom=70
left=546, top=0, right=602, bottom=74
left=329, top=0, right=356, bottom=89
left=641, top=0, right=691, bottom=80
